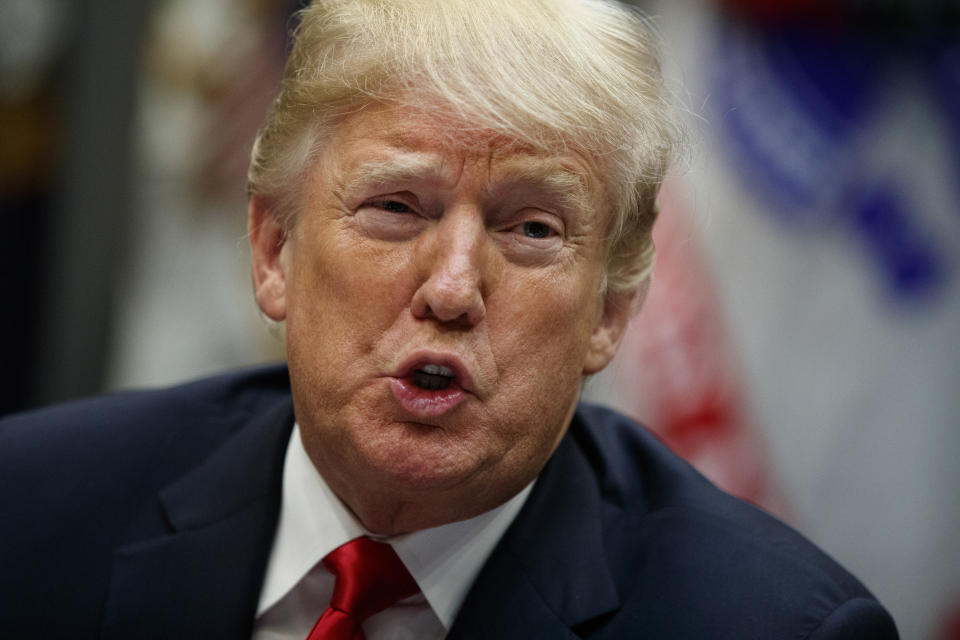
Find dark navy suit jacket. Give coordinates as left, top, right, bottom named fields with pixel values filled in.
left=0, top=365, right=897, bottom=638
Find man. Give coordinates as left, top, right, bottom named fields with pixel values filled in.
left=0, top=0, right=898, bottom=638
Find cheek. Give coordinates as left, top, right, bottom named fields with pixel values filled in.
left=491, top=271, right=600, bottom=364
left=288, top=232, right=415, bottom=331
left=485, top=274, right=598, bottom=422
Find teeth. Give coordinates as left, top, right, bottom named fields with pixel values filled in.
left=419, top=364, right=454, bottom=377
left=411, top=363, right=456, bottom=391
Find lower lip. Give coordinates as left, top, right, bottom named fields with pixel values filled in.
left=390, top=377, right=467, bottom=418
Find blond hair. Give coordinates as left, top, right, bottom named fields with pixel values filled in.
left=248, top=0, right=683, bottom=294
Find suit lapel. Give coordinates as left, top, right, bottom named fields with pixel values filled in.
left=448, top=414, right=622, bottom=639
left=101, top=396, right=294, bottom=640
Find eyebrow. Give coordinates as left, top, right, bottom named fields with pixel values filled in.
left=341, top=154, right=447, bottom=196
left=340, top=152, right=596, bottom=214
left=493, top=159, right=594, bottom=215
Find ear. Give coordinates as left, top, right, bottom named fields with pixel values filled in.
left=582, top=279, right=648, bottom=375
left=248, top=195, right=290, bottom=321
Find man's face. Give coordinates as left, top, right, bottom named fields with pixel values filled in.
left=250, top=104, right=632, bottom=532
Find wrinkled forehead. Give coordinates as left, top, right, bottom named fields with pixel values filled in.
left=318, top=102, right=610, bottom=213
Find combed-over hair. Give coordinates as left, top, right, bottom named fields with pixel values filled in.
left=248, top=0, right=683, bottom=294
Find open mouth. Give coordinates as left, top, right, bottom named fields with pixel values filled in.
left=411, top=364, right=456, bottom=391
left=389, top=354, right=472, bottom=418
left=393, top=353, right=474, bottom=396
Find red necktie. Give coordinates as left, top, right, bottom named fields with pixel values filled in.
left=306, top=537, right=419, bottom=640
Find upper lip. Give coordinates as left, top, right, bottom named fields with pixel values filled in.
left=392, top=351, right=476, bottom=394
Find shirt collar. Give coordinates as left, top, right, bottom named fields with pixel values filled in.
left=256, top=423, right=533, bottom=628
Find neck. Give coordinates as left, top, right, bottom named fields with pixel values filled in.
left=312, top=459, right=533, bottom=535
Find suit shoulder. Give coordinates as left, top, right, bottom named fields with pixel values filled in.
left=0, top=364, right=291, bottom=490
left=0, top=365, right=292, bottom=634
left=572, top=403, right=717, bottom=510
left=571, top=404, right=898, bottom=637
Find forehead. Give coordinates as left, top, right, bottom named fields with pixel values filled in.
left=322, top=104, right=607, bottom=205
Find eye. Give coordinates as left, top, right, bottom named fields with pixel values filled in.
left=496, top=214, right=564, bottom=265
left=520, top=221, right=553, bottom=239
left=371, top=199, right=414, bottom=214
left=354, top=195, right=426, bottom=242
left=506, top=218, right=560, bottom=241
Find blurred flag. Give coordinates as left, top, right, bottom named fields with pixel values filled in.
left=593, top=1, right=960, bottom=637
left=596, top=182, right=786, bottom=516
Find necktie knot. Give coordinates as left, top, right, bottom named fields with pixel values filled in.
left=306, top=537, right=418, bottom=640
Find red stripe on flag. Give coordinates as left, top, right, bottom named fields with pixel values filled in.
left=611, top=180, right=786, bottom=516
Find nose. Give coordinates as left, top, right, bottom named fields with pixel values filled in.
left=410, top=208, right=489, bottom=327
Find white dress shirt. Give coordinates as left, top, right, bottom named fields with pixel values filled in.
left=252, top=424, right=533, bottom=640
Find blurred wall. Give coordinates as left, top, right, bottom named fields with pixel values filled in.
left=0, top=0, right=155, bottom=413
left=0, top=0, right=294, bottom=414
left=103, top=0, right=293, bottom=390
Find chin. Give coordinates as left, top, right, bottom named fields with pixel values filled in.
left=352, top=421, right=487, bottom=492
